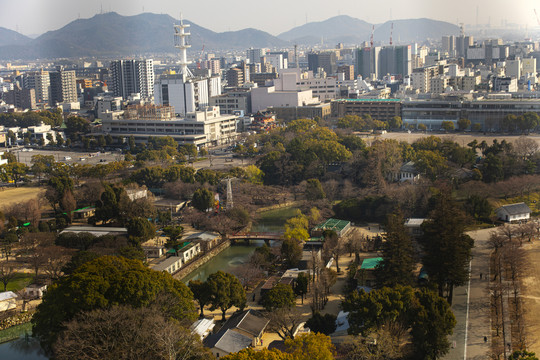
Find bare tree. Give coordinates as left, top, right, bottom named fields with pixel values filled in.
left=0, top=261, right=17, bottom=291
left=18, top=233, right=55, bottom=281
left=53, top=305, right=211, bottom=360
left=42, top=245, right=75, bottom=281
left=266, top=307, right=304, bottom=340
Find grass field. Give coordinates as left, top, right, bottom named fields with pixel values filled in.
left=5, top=273, right=34, bottom=292
left=0, top=187, right=45, bottom=209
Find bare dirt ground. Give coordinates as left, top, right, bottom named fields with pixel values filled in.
left=374, top=132, right=540, bottom=147
left=520, top=240, right=540, bottom=354
left=0, top=187, right=45, bottom=209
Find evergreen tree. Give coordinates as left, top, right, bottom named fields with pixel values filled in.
left=374, top=212, right=416, bottom=288
left=419, top=191, right=474, bottom=304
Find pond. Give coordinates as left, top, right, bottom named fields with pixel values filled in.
left=182, top=206, right=298, bottom=283
left=0, top=324, right=47, bottom=360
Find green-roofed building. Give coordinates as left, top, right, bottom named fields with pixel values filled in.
left=357, top=257, right=384, bottom=287
left=311, top=218, right=351, bottom=237
left=360, top=257, right=383, bottom=270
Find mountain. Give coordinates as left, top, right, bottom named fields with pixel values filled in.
left=0, top=27, right=31, bottom=47
left=278, top=15, right=372, bottom=44
left=0, top=12, right=288, bottom=59
left=373, top=18, right=460, bottom=43
left=277, top=15, right=459, bottom=45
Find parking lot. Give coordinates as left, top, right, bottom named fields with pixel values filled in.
left=3, top=147, right=124, bottom=166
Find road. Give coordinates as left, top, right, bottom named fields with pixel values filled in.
left=444, top=228, right=493, bottom=360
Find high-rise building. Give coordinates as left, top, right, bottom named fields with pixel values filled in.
left=109, top=59, right=154, bottom=100
left=442, top=35, right=456, bottom=54
left=247, top=48, right=265, bottom=64
left=456, top=35, right=474, bottom=58
left=18, top=70, right=50, bottom=104
left=49, top=67, right=77, bottom=105
left=356, top=47, right=381, bottom=79
left=308, top=51, right=337, bottom=75
left=5, top=84, right=36, bottom=110
left=226, top=68, right=244, bottom=87
left=379, top=46, right=412, bottom=79
left=337, top=65, right=354, bottom=81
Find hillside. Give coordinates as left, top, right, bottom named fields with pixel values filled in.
left=0, top=12, right=288, bottom=59
left=0, top=27, right=31, bottom=47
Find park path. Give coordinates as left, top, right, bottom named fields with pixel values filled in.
left=444, top=228, right=493, bottom=360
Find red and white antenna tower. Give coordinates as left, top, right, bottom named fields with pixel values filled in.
left=390, top=22, right=393, bottom=45
left=370, top=25, right=374, bottom=48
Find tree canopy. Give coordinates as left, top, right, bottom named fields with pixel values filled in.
left=32, top=256, right=196, bottom=352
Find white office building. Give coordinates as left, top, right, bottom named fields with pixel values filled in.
left=102, top=105, right=237, bottom=148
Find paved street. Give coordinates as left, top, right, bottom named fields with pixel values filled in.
left=444, top=228, right=493, bottom=360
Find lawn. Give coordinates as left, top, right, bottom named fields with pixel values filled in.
left=0, top=187, right=45, bottom=209
left=5, top=272, right=34, bottom=292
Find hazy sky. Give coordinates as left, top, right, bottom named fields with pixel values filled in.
left=1, top=0, right=538, bottom=36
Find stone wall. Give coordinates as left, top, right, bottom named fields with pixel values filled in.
left=0, top=311, right=33, bottom=331
left=172, top=240, right=231, bottom=280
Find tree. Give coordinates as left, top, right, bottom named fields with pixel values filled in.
left=508, top=350, right=539, bottom=360
left=464, top=195, right=493, bottom=220
left=223, top=348, right=293, bottom=360
left=1, top=162, right=29, bottom=186
left=418, top=123, right=427, bottom=131
left=343, top=285, right=416, bottom=340
left=374, top=212, right=416, bottom=287
left=305, top=178, right=326, bottom=200
left=457, top=118, right=471, bottom=131
left=126, top=217, right=155, bottom=244
left=206, top=271, right=246, bottom=321
left=419, top=191, right=474, bottom=303
left=305, top=312, right=337, bottom=335
left=281, top=238, right=303, bottom=268
left=388, top=116, right=403, bottom=130
left=411, top=289, right=456, bottom=360
left=322, top=230, right=344, bottom=273
left=192, top=188, right=214, bottom=212
left=440, top=121, right=455, bottom=132
left=284, top=332, right=336, bottom=360
left=189, top=280, right=212, bottom=317
left=262, top=284, right=295, bottom=311
left=163, top=225, right=184, bottom=248
left=53, top=305, right=211, bottom=360
left=294, top=272, right=309, bottom=304
left=343, top=328, right=400, bottom=360
left=32, top=256, right=196, bottom=352
left=0, top=261, right=17, bottom=291
left=61, top=250, right=101, bottom=275
left=482, top=153, right=504, bottom=183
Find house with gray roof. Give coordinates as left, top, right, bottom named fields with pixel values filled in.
left=496, top=202, right=532, bottom=222
left=204, top=309, right=269, bottom=358
left=400, top=161, right=420, bottom=182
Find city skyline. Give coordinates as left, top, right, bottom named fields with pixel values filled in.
left=0, top=0, right=538, bottom=37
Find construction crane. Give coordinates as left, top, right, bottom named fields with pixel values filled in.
left=370, top=25, right=374, bottom=48
left=390, top=22, right=393, bottom=45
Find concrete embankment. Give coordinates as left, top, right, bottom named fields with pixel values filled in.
left=172, top=239, right=231, bottom=281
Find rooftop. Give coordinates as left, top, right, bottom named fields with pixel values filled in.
left=498, top=202, right=532, bottom=215
left=360, top=257, right=383, bottom=270
left=151, top=256, right=182, bottom=272
left=334, top=98, right=401, bottom=102
left=0, top=291, right=17, bottom=301
left=313, top=218, right=351, bottom=233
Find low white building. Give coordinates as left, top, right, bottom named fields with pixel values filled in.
left=0, top=291, right=17, bottom=312
left=178, top=242, right=201, bottom=264
left=400, top=161, right=420, bottom=182
left=496, top=202, right=532, bottom=222
left=250, top=86, right=319, bottom=113
left=24, top=284, right=47, bottom=298
left=152, top=256, right=183, bottom=274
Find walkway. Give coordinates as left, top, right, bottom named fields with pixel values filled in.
left=443, top=228, right=493, bottom=360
